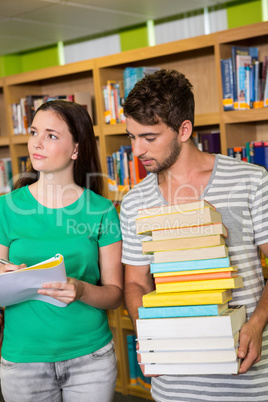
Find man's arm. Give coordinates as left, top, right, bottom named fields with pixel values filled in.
left=124, top=264, right=154, bottom=333
left=238, top=242, right=268, bottom=373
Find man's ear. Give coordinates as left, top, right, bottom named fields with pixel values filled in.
left=179, top=120, right=193, bottom=143
left=71, top=144, right=79, bottom=160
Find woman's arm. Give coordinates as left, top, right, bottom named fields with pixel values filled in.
left=38, top=240, right=123, bottom=309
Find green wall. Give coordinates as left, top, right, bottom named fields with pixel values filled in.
left=0, top=44, right=61, bottom=77
left=120, top=24, right=149, bottom=52
left=227, top=0, right=263, bottom=28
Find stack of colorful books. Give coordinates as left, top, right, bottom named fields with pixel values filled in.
left=135, top=200, right=246, bottom=375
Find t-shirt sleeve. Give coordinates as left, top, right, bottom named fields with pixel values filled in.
left=120, top=195, right=151, bottom=266
left=251, top=169, right=268, bottom=246
left=0, top=197, right=10, bottom=247
left=97, top=202, right=122, bottom=247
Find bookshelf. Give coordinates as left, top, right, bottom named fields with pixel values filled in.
left=0, top=20, right=268, bottom=398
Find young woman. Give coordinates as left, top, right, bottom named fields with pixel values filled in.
left=0, top=100, right=123, bottom=402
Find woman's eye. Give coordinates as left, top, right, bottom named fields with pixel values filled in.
left=30, top=131, right=37, bottom=136
left=49, top=134, right=58, bottom=140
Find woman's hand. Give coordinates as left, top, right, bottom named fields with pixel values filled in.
left=0, top=263, right=26, bottom=274
left=37, top=277, right=85, bottom=305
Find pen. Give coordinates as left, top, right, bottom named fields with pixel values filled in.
left=0, top=258, right=14, bottom=265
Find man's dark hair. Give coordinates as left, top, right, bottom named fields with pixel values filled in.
left=123, top=69, right=195, bottom=132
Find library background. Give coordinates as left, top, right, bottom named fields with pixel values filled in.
left=0, top=0, right=268, bottom=400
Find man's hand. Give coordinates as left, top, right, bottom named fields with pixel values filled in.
left=238, top=320, right=263, bottom=374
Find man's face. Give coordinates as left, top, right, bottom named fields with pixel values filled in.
left=126, top=117, right=181, bottom=174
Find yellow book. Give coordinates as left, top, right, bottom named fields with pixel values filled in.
left=153, top=244, right=228, bottom=263
left=154, top=266, right=238, bottom=277
left=142, top=234, right=225, bottom=254
left=136, top=206, right=222, bottom=235
left=142, top=289, right=232, bottom=307
left=155, top=276, right=243, bottom=293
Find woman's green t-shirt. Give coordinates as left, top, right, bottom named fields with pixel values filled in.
left=0, top=186, right=122, bottom=362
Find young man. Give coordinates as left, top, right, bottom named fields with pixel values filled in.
left=120, top=69, right=268, bottom=401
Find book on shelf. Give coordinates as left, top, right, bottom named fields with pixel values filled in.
left=199, top=131, right=221, bottom=154
left=151, top=222, right=228, bottom=241
left=136, top=306, right=246, bottom=338
left=138, top=302, right=229, bottom=319
left=136, top=206, right=222, bottom=235
left=137, top=331, right=240, bottom=351
left=231, top=45, right=258, bottom=108
left=103, top=80, right=125, bottom=125
left=142, top=234, right=226, bottom=254
left=150, top=257, right=231, bottom=274
left=138, top=199, right=215, bottom=218
left=152, top=244, right=228, bottom=264
left=123, top=66, right=160, bottom=98
left=155, top=275, right=243, bottom=293
left=236, top=54, right=252, bottom=110
left=221, top=58, right=234, bottom=111
left=154, top=269, right=238, bottom=284
left=0, top=254, right=67, bottom=308
left=142, top=289, right=232, bottom=307
left=142, top=359, right=241, bottom=375
left=0, top=158, right=12, bottom=193
left=127, top=334, right=151, bottom=389
left=138, top=347, right=238, bottom=364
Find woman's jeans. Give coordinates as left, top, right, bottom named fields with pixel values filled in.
left=0, top=340, right=117, bottom=402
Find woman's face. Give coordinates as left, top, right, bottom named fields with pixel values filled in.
left=28, top=110, right=78, bottom=175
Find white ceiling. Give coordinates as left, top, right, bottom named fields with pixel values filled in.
left=0, top=0, right=237, bottom=56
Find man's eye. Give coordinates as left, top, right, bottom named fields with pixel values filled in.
left=146, top=137, right=156, bottom=142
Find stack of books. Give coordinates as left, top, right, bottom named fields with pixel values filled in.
left=135, top=200, right=246, bottom=375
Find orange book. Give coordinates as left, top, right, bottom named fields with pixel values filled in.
left=154, top=271, right=238, bottom=284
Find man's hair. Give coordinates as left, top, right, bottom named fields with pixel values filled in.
left=123, top=69, right=195, bottom=132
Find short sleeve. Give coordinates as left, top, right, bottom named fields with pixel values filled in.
left=98, top=202, right=122, bottom=247
left=251, top=169, right=268, bottom=246
left=0, top=196, right=11, bottom=247
left=120, top=195, right=151, bottom=266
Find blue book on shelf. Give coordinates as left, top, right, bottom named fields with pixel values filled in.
left=150, top=257, right=231, bottom=274
left=221, top=58, right=234, bottom=111
left=138, top=303, right=228, bottom=319
left=127, top=335, right=137, bottom=385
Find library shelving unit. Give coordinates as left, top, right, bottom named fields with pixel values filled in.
left=0, top=20, right=267, bottom=399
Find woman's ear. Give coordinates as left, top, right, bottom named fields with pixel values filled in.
left=179, top=120, right=193, bottom=143
left=71, top=144, right=79, bottom=160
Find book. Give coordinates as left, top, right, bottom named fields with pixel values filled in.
left=221, top=58, right=234, bottom=111
left=142, top=289, right=232, bottom=307
left=136, top=306, right=246, bottom=338
left=199, top=131, right=221, bottom=154
left=138, top=347, right=238, bottom=364
left=142, top=359, right=241, bottom=375
left=150, top=257, right=231, bottom=273
left=127, top=334, right=138, bottom=385
left=153, top=266, right=237, bottom=277
left=153, top=244, right=229, bottom=263
left=0, top=254, right=67, bottom=307
left=138, top=200, right=215, bottom=218
left=138, top=302, right=229, bottom=319
left=142, top=234, right=226, bottom=254
left=136, top=207, right=222, bottom=235
left=138, top=332, right=240, bottom=351
left=154, top=270, right=238, bottom=284
left=236, top=54, right=252, bottom=109
left=155, top=276, right=243, bottom=293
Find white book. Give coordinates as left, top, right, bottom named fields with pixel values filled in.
left=138, top=332, right=239, bottom=351
left=143, top=359, right=241, bottom=375
left=136, top=306, right=246, bottom=339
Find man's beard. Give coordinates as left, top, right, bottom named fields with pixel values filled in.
left=142, top=135, right=181, bottom=174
